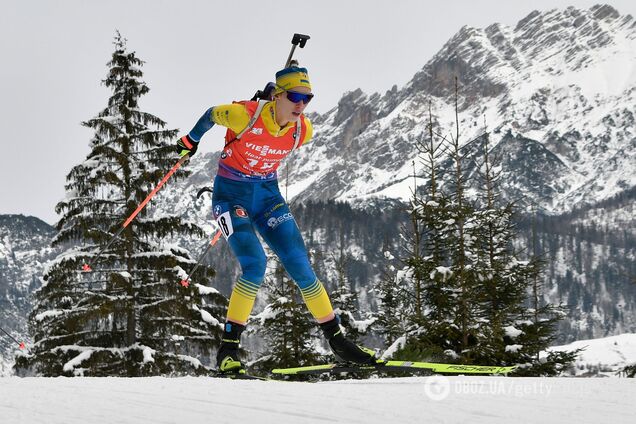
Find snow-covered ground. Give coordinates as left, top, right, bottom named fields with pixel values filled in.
left=548, top=333, right=636, bottom=376
left=0, top=375, right=634, bottom=424
left=2, top=333, right=636, bottom=422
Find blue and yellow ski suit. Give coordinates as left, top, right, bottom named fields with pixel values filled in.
left=188, top=100, right=334, bottom=325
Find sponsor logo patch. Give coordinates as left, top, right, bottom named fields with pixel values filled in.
left=267, top=212, right=294, bottom=229
left=234, top=205, right=248, bottom=218
left=245, top=143, right=290, bottom=156
left=221, top=148, right=233, bottom=160
left=213, top=205, right=222, bottom=218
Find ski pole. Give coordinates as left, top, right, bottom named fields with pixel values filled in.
left=0, top=325, right=26, bottom=350
left=83, top=154, right=191, bottom=272
left=179, top=230, right=223, bottom=288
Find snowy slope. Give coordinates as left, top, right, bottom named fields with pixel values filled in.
left=0, top=376, right=634, bottom=424
left=548, top=333, right=636, bottom=376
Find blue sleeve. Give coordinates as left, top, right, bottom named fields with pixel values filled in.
left=188, top=107, right=215, bottom=142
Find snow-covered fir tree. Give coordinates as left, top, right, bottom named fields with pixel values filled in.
left=387, top=108, right=469, bottom=362
left=439, top=85, right=485, bottom=360
left=372, top=248, right=409, bottom=347
left=466, top=130, right=578, bottom=374
left=387, top=87, right=575, bottom=374
left=329, top=223, right=374, bottom=344
left=14, top=32, right=226, bottom=376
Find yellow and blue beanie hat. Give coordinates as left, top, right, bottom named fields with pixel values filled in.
left=274, top=66, right=311, bottom=94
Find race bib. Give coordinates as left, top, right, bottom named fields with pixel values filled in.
left=217, top=211, right=234, bottom=239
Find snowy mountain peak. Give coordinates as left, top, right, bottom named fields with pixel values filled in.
left=413, top=4, right=635, bottom=104
left=513, top=5, right=633, bottom=70
left=282, top=4, right=635, bottom=215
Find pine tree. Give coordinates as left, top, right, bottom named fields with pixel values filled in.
left=509, top=225, right=580, bottom=375
left=15, top=32, right=226, bottom=377
left=372, top=247, right=409, bottom=348
left=442, top=78, right=482, bottom=361
left=388, top=84, right=575, bottom=374
left=462, top=123, right=577, bottom=375
left=390, top=98, right=468, bottom=361
left=469, top=129, right=535, bottom=364
left=329, top=222, right=373, bottom=344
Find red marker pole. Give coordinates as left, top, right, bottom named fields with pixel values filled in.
left=0, top=325, right=26, bottom=350
left=179, top=231, right=223, bottom=288
left=83, top=154, right=190, bottom=272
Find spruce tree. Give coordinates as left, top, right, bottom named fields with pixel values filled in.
left=329, top=223, right=374, bottom=344
left=15, top=32, right=226, bottom=377
left=390, top=104, right=465, bottom=362
left=442, top=79, right=482, bottom=361
left=470, top=129, right=578, bottom=375
left=415, top=112, right=459, bottom=357
left=441, top=123, right=577, bottom=373
left=388, top=86, right=575, bottom=374
left=469, top=130, right=534, bottom=363
left=373, top=247, right=410, bottom=348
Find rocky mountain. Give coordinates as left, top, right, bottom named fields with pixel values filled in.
left=284, top=4, right=634, bottom=215
left=0, top=215, right=56, bottom=375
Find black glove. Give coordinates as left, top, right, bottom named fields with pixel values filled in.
left=176, top=135, right=199, bottom=157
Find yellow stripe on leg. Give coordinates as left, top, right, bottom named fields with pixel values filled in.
left=300, top=280, right=334, bottom=321
left=226, top=279, right=260, bottom=324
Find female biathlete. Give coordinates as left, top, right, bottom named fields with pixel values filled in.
left=176, top=65, right=377, bottom=373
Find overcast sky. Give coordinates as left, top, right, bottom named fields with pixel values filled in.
left=1, top=0, right=634, bottom=224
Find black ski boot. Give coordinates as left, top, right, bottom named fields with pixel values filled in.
left=320, top=316, right=377, bottom=365
left=216, top=322, right=246, bottom=374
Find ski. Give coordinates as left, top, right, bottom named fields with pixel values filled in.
left=215, top=371, right=270, bottom=381
left=271, top=360, right=517, bottom=376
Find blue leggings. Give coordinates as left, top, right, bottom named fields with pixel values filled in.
left=212, top=175, right=333, bottom=324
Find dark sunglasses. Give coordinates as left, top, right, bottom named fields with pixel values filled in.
left=286, top=90, right=314, bottom=104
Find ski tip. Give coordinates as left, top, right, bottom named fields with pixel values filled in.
left=19, top=342, right=26, bottom=350
left=82, top=264, right=92, bottom=272
left=179, top=279, right=190, bottom=288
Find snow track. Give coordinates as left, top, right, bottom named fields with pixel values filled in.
left=1, top=376, right=634, bottom=424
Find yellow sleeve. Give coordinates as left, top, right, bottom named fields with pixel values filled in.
left=211, top=104, right=251, bottom=134
left=302, top=116, right=313, bottom=145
